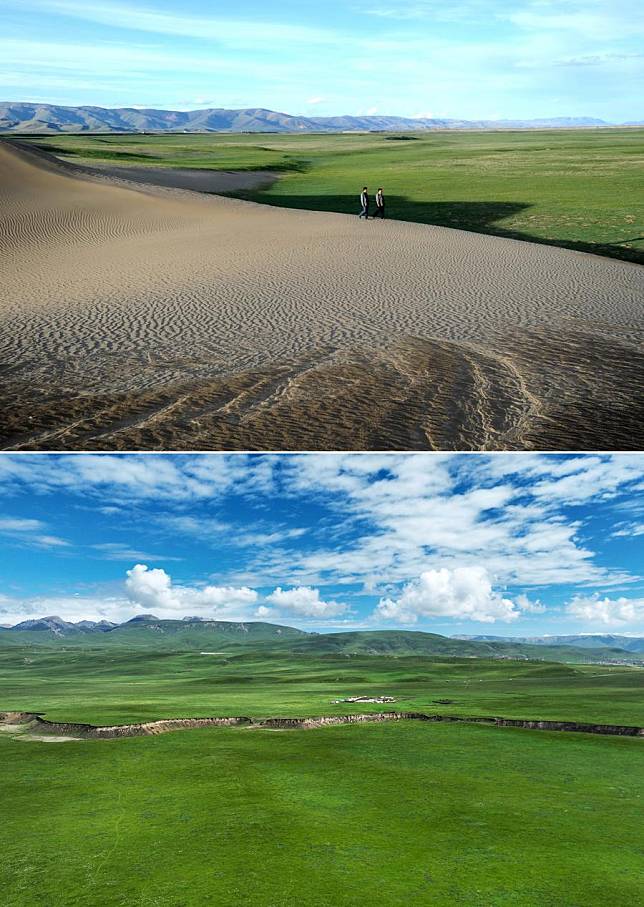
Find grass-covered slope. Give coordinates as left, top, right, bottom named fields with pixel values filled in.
left=2, top=647, right=642, bottom=727
left=16, top=128, right=644, bottom=264
left=1, top=646, right=642, bottom=905
left=1, top=619, right=639, bottom=664
left=0, top=618, right=307, bottom=649
left=1, top=619, right=640, bottom=664
left=2, top=721, right=641, bottom=906
left=461, top=633, right=644, bottom=653
left=272, top=629, right=640, bottom=664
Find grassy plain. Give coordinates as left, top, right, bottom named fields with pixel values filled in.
left=19, top=128, right=644, bottom=263
left=2, top=647, right=643, bottom=726
left=1, top=647, right=643, bottom=906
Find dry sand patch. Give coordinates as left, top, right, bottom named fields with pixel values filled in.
left=1, top=140, right=642, bottom=450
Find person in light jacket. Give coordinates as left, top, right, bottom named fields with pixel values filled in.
left=359, top=186, right=369, bottom=219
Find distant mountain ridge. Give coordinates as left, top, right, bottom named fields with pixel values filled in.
left=1, top=614, right=306, bottom=645
left=454, top=634, right=644, bottom=654
left=11, top=616, right=117, bottom=633
left=1, top=615, right=641, bottom=664
left=0, top=102, right=619, bottom=134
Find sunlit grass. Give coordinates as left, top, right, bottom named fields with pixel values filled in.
left=1, top=646, right=642, bottom=905
left=20, top=128, right=644, bottom=263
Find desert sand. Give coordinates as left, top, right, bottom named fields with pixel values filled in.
left=67, top=160, right=280, bottom=193
left=1, top=139, right=643, bottom=450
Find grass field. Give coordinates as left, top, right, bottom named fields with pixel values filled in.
left=18, top=128, right=644, bottom=264
left=1, top=647, right=642, bottom=905
left=2, top=647, right=644, bottom=726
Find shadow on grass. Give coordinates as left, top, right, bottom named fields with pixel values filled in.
left=237, top=192, right=644, bottom=265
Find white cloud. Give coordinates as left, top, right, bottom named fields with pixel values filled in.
left=515, top=593, right=546, bottom=614
left=0, top=593, right=130, bottom=625
left=125, top=564, right=257, bottom=617
left=2, top=454, right=643, bottom=630
left=566, top=593, right=644, bottom=626
left=0, top=515, right=69, bottom=549
left=164, top=515, right=306, bottom=550
left=10, top=0, right=344, bottom=47
left=91, top=543, right=181, bottom=562
left=0, top=518, right=46, bottom=532
left=235, top=528, right=308, bottom=547
left=280, top=454, right=634, bottom=593
left=506, top=8, right=637, bottom=41
left=375, top=566, right=519, bottom=624
left=33, top=535, right=70, bottom=548
left=611, top=522, right=644, bottom=539
left=0, top=454, right=280, bottom=503
left=530, top=457, right=644, bottom=505
left=267, top=586, right=348, bottom=618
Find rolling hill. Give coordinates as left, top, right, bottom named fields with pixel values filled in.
left=269, top=630, right=642, bottom=664
left=0, top=615, right=307, bottom=649
left=0, top=102, right=614, bottom=134
left=456, top=634, right=644, bottom=654
left=1, top=617, right=641, bottom=663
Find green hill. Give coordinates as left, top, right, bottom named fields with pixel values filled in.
left=1, top=619, right=640, bottom=665
left=0, top=617, right=307, bottom=650
left=270, top=630, right=641, bottom=664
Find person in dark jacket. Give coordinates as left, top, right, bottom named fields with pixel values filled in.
left=373, top=187, right=385, bottom=218
left=359, top=186, right=369, bottom=218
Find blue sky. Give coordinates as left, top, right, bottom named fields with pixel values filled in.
left=1, top=0, right=642, bottom=121
left=1, top=453, right=643, bottom=636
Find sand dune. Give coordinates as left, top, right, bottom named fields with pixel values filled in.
left=1, top=139, right=643, bottom=450
left=64, top=160, right=280, bottom=193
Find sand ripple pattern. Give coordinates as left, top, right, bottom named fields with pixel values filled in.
left=1, top=141, right=643, bottom=450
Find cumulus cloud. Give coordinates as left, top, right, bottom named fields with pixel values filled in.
left=375, top=566, right=519, bottom=623
left=125, top=564, right=257, bottom=617
left=266, top=586, right=348, bottom=618
left=566, top=593, right=644, bottom=626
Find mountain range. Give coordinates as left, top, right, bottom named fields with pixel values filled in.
left=455, top=634, right=644, bottom=654
left=1, top=615, right=642, bottom=664
left=0, top=103, right=622, bottom=134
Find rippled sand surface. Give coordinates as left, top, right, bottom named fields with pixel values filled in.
left=1, top=141, right=643, bottom=450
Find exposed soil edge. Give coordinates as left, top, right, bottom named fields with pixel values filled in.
left=2, top=711, right=642, bottom=740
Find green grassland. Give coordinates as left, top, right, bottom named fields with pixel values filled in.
left=1, top=647, right=643, bottom=726
left=17, top=128, right=644, bottom=264
left=1, top=646, right=643, bottom=906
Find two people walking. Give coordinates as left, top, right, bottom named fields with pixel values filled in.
left=359, top=187, right=385, bottom=219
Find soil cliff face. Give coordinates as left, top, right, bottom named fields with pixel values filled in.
left=491, top=718, right=643, bottom=736
left=2, top=710, right=642, bottom=741
left=4, top=714, right=251, bottom=738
